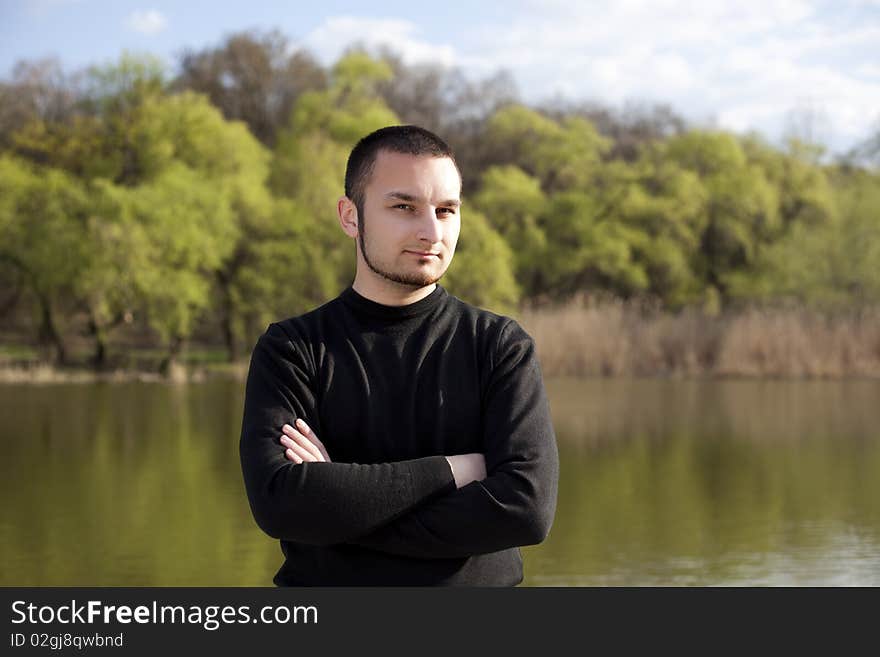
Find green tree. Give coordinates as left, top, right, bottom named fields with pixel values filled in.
left=9, top=53, right=275, bottom=367
left=10, top=53, right=169, bottom=185
left=214, top=197, right=330, bottom=360
left=617, top=149, right=710, bottom=307
left=0, top=155, right=89, bottom=363
left=269, top=52, right=399, bottom=309
left=536, top=190, right=650, bottom=299
left=743, top=135, right=836, bottom=228
left=472, top=165, right=549, bottom=297
left=483, top=104, right=609, bottom=191
left=99, top=163, right=238, bottom=370
left=727, top=169, right=880, bottom=310
left=662, top=131, right=779, bottom=299
left=102, top=83, right=271, bottom=365
left=442, top=209, right=520, bottom=313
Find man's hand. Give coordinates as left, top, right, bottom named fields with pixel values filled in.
left=445, top=453, right=487, bottom=489
left=280, top=418, right=332, bottom=463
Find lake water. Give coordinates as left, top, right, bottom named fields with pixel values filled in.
left=2, top=377, right=878, bottom=586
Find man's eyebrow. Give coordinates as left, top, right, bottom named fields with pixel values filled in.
left=384, top=191, right=461, bottom=207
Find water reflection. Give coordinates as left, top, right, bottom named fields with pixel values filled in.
left=2, top=378, right=878, bottom=585
left=522, top=378, right=880, bottom=586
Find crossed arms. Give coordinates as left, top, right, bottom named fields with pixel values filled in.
left=239, top=320, right=559, bottom=559
left=280, top=417, right=487, bottom=490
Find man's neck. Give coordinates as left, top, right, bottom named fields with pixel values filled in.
left=351, top=274, right=437, bottom=307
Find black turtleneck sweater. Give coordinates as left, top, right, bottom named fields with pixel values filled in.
left=239, top=284, right=559, bottom=586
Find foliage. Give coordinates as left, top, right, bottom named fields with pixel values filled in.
left=484, top=104, right=610, bottom=191
left=1, top=48, right=878, bottom=367
left=442, top=209, right=520, bottom=313
left=269, top=51, right=399, bottom=307
left=472, top=165, right=548, bottom=296
left=0, top=155, right=89, bottom=360
left=727, top=169, right=880, bottom=309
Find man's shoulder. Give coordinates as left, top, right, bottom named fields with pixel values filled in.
left=443, top=294, right=539, bottom=379
left=443, top=291, right=534, bottom=347
left=254, top=295, right=344, bottom=357
left=269, top=295, right=343, bottom=336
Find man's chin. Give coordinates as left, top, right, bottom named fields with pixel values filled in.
left=383, top=269, right=445, bottom=289
left=393, top=274, right=443, bottom=288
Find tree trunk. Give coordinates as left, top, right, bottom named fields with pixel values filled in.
left=222, top=313, right=237, bottom=363
left=159, top=335, right=186, bottom=379
left=88, top=310, right=108, bottom=369
left=215, top=269, right=238, bottom=363
left=37, top=291, right=66, bottom=365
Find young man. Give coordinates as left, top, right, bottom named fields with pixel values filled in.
left=239, top=125, right=559, bottom=586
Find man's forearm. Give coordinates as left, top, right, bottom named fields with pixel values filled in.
left=241, top=449, right=457, bottom=545
left=263, top=405, right=544, bottom=559
left=243, top=413, right=485, bottom=546
left=345, top=462, right=556, bottom=559
left=255, top=420, right=485, bottom=546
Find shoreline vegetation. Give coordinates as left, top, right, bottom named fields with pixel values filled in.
left=3, top=300, right=878, bottom=384
left=519, top=297, right=880, bottom=379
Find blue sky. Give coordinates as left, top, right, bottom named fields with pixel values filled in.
left=2, top=0, right=879, bottom=155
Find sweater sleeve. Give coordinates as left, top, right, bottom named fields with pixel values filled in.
left=239, top=323, right=456, bottom=546
left=345, top=320, right=559, bottom=559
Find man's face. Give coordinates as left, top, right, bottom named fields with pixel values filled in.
left=356, top=150, right=461, bottom=289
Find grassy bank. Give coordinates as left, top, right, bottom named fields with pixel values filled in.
left=0, top=344, right=248, bottom=384
left=3, top=301, right=880, bottom=383
left=0, top=361, right=250, bottom=384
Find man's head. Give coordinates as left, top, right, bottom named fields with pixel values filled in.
left=338, top=125, right=462, bottom=293
left=344, top=125, right=461, bottom=220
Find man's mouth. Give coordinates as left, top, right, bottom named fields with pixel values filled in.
left=404, top=250, right=440, bottom=257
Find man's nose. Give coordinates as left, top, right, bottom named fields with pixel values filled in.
left=416, top=208, right=444, bottom=243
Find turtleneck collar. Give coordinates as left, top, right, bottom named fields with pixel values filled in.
left=340, top=284, right=447, bottom=320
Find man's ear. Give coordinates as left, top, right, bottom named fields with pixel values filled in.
left=337, top=196, right=359, bottom=239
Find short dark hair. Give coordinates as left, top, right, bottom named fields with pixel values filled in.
left=344, top=125, right=460, bottom=216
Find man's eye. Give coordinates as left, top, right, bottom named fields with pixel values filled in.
left=437, top=207, right=456, bottom=216
left=393, top=204, right=414, bottom=211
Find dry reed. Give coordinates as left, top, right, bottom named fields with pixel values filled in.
left=518, top=298, right=880, bottom=379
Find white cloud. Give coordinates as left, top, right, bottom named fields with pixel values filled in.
left=857, top=63, right=880, bottom=78
left=294, top=2, right=880, bottom=153
left=461, top=0, right=879, bottom=152
left=299, top=16, right=456, bottom=68
left=126, top=9, right=167, bottom=36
